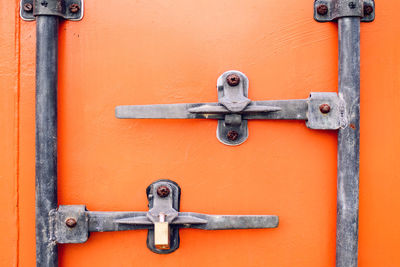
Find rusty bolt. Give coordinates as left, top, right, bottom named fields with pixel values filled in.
left=65, top=218, right=77, bottom=228
left=317, top=5, right=328, bottom=15
left=319, top=104, right=331, bottom=114
left=226, top=74, right=240, bottom=86
left=23, top=3, right=33, bottom=12
left=69, top=3, right=80, bottom=13
left=348, top=2, right=356, bottom=9
left=157, top=186, right=170, bottom=198
left=364, top=5, right=373, bottom=16
left=227, top=130, right=239, bottom=141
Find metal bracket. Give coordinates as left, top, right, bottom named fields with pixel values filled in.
left=314, top=0, right=375, bottom=22
left=20, top=0, right=84, bottom=21
left=50, top=205, right=89, bottom=244
left=306, top=92, right=347, bottom=130
left=216, top=71, right=250, bottom=145
left=50, top=180, right=278, bottom=254
left=116, top=70, right=347, bottom=146
left=145, top=180, right=181, bottom=254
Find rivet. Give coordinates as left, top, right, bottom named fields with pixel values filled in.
left=319, top=104, right=331, bottom=114
left=23, top=3, right=33, bottom=12
left=348, top=2, right=356, bottom=9
left=227, top=130, right=239, bottom=141
left=317, top=5, right=328, bottom=15
left=69, top=3, right=80, bottom=13
left=65, top=218, right=77, bottom=228
left=157, top=186, right=170, bottom=198
left=226, top=74, right=240, bottom=86
left=364, top=5, right=373, bottom=16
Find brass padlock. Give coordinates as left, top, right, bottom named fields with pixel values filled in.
left=154, top=213, right=170, bottom=250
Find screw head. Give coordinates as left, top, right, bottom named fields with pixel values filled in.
left=348, top=2, right=356, bottom=9
left=364, top=5, right=373, bottom=16
left=226, top=74, right=240, bottom=86
left=319, top=104, right=331, bottom=114
left=23, top=3, right=33, bottom=12
left=65, top=218, right=77, bottom=228
left=157, top=185, right=170, bottom=198
left=227, top=130, right=239, bottom=141
left=317, top=5, right=328, bottom=15
left=69, top=3, right=80, bottom=13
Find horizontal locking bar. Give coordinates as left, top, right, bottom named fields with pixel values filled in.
left=51, top=180, right=278, bottom=254
left=116, top=99, right=306, bottom=120
left=54, top=209, right=278, bottom=234
left=116, top=71, right=348, bottom=145
left=116, top=92, right=347, bottom=130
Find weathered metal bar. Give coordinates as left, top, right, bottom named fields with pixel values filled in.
left=54, top=208, right=278, bottom=233
left=115, top=99, right=307, bottom=120
left=90, top=211, right=278, bottom=231
left=336, top=17, right=360, bottom=267
left=35, top=15, right=59, bottom=267
left=89, top=211, right=149, bottom=231
left=178, top=213, right=279, bottom=230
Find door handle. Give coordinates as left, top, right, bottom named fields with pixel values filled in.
left=116, top=70, right=346, bottom=145
left=50, top=180, right=278, bottom=254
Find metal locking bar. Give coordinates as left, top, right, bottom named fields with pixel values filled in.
left=21, top=0, right=83, bottom=266
left=50, top=180, right=279, bottom=254
left=314, top=0, right=375, bottom=266
left=116, top=70, right=347, bottom=145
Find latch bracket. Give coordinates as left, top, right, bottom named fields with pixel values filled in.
left=314, top=0, right=375, bottom=22
left=20, top=0, right=84, bottom=21
left=50, top=205, right=88, bottom=244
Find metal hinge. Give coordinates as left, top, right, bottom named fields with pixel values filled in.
left=314, top=0, right=375, bottom=22
left=20, top=0, right=84, bottom=21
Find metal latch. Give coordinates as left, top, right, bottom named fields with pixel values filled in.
left=20, top=0, right=84, bottom=21
left=116, top=70, right=347, bottom=145
left=50, top=180, right=279, bottom=254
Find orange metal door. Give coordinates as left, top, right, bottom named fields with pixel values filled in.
left=1, top=0, right=400, bottom=266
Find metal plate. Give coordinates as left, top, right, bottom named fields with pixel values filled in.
left=216, top=71, right=249, bottom=146
left=146, top=180, right=181, bottom=254
left=306, top=92, right=347, bottom=130
left=314, top=0, right=375, bottom=22
left=52, top=205, right=88, bottom=244
left=20, top=0, right=84, bottom=21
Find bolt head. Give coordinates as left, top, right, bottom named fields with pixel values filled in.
left=348, top=2, right=356, bottom=9
left=317, top=5, right=328, bottom=15
left=364, top=5, right=373, bottom=16
left=69, top=3, right=80, bottom=13
left=226, top=74, right=240, bottom=86
left=65, top=218, right=77, bottom=228
left=157, top=185, right=170, bottom=198
left=23, top=3, right=33, bottom=12
left=227, top=130, right=239, bottom=141
left=319, top=104, right=331, bottom=114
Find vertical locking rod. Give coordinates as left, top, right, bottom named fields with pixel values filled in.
left=35, top=15, right=59, bottom=267
left=336, top=17, right=360, bottom=267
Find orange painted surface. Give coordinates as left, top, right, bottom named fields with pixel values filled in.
left=0, top=1, right=19, bottom=266
left=0, top=0, right=400, bottom=266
